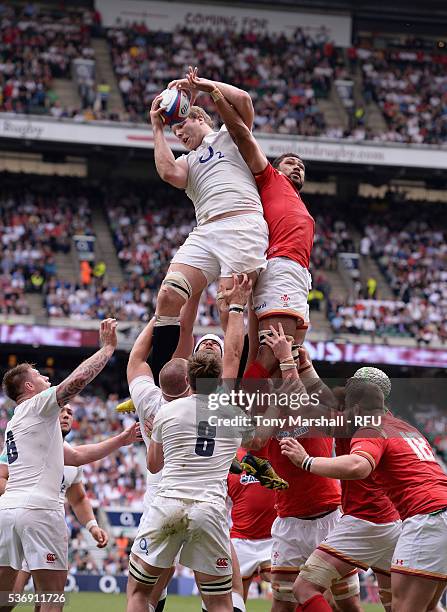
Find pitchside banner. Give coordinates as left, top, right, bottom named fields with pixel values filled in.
left=95, top=0, right=351, bottom=46
left=2, top=115, right=447, bottom=170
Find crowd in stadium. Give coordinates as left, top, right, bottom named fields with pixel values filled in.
left=0, top=3, right=96, bottom=116
left=1, top=4, right=446, bottom=146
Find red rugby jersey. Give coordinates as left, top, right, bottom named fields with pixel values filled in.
left=255, top=163, right=315, bottom=269
left=228, top=448, right=276, bottom=540
left=336, top=437, right=399, bottom=524
left=267, top=436, right=341, bottom=518
left=351, top=413, right=447, bottom=521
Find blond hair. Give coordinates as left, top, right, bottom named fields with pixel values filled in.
left=188, top=106, right=214, bottom=129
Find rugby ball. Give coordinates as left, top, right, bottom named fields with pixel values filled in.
left=159, top=88, right=190, bottom=126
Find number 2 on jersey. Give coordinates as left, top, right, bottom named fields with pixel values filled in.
left=195, top=420, right=216, bottom=457
left=6, top=431, right=18, bottom=464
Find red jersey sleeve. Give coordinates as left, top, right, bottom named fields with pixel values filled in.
left=254, top=162, right=276, bottom=189
left=350, top=433, right=387, bottom=471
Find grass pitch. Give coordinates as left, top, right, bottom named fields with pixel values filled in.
left=62, top=593, right=383, bottom=611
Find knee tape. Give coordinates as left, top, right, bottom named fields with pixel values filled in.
left=271, top=578, right=296, bottom=602
left=299, top=552, right=342, bottom=591
left=162, top=271, right=192, bottom=301
left=199, top=575, right=233, bottom=596
left=332, top=571, right=360, bottom=601
left=128, top=558, right=159, bottom=586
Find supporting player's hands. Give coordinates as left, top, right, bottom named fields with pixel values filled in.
left=279, top=437, right=307, bottom=467
left=90, top=526, right=109, bottom=548
left=222, top=273, right=252, bottom=308
left=149, top=94, right=165, bottom=129
left=264, top=323, right=293, bottom=363
left=99, top=318, right=118, bottom=351
left=120, top=421, right=143, bottom=445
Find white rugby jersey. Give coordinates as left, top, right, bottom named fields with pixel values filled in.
left=0, top=386, right=63, bottom=511
left=129, top=375, right=166, bottom=507
left=60, top=451, right=83, bottom=505
left=180, top=126, right=263, bottom=225
left=151, top=394, right=248, bottom=505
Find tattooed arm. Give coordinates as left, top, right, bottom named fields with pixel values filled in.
left=56, top=319, right=118, bottom=406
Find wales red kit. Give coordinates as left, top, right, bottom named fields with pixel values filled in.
left=336, top=437, right=399, bottom=523
left=267, top=436, right=341, bottom=518
left=227, top=449, right=276, bottom=540
left=254, top=163, right=315, bottom=269
left=351, top=413, right=447, bottom=520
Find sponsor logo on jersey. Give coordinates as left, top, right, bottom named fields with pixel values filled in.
left=275, top=425, right=309, bottom=439
left=271, top=551, right=280, bottom=565
left=46, top=553, right=57, bottom=563
left=394, top=559, right=404, bottom=566
left=216, top=557, right=229, bottom=569
left=254, top=302, right=266, bottom=312
left=280, top=294, right=290, bottom=305
left=240, top=473, right=259, bottom=485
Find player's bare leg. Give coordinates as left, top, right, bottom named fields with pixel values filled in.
left=196, top=570, right=233, bottom=612
left=218, top=272, right=258, bottom=332
left=375, top=573, right=392, bottom=611
left=173, top=292, right=202, bottom=358
left=392, top=573, right=447, bottom=612
left=257, top=316, right=299, bottom=373
left=30, top=569, right=67, bottom=612
left=0, top=567, right=19, bottom=612
left=246, top=301, right=259, bottom=370
left=148, top=566, right=174, bottom=612
left=126, top=553, right=164, bottom=612
left=152, top=262, right=207, bottom=384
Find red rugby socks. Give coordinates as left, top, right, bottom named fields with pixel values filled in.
left=296, top=594, right=332, bottom=611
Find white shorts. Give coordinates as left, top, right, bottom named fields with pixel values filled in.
left=318, top=515, right=401, bottom=575
left=171, top=213, right=268, bottom=283
left=271, top=510, right=341, bottom=573
left=0, top=508, right=68, bottom=571
left=132, top=496, right=232, bottom=576
left=391, top=509, right=447, bottom=580
left=232, top=537, right=272, bottom=579
left=271, top=510, right=359, bottom=602
left=253, top=257, right=311, bottom=324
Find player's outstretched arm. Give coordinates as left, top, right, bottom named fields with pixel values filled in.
left=183, top=67, right=267, bottom=174
left=63, top=422, right=141, bottom=467
left=148, top=440, right=164, bottom=473
left=279, top=437, right=372, bottom=480
left=221, top=274, right=252, bottom=380
left=56, top=318, right=117, bottom=406
left=127, top=318, right=155, bottom=384
left=149, top=94, right=188, bottom=189
left=66, top=482, right=109, bottom=548
left=169, top=65, right=254, bottom=129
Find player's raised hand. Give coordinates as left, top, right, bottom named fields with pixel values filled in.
left=99, top=318, right=118, bottom=350
left=222, top=273, right=252, bottom=307
left=90, top=526, right=109, bottom=548
left=185, top=66, right=215, bottom=93
left=120, top=421, right=142, bottom=445
left=149, top=94, right=165, bottom=129
left=264, top=323, right=293, bottom=363
left=279, top=437, right=307, bottom=467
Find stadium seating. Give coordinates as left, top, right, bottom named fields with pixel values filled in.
left=0, top=5, right=95, bottom=116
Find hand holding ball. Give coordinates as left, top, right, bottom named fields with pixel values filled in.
left=159, top=88, right=191, bottom=126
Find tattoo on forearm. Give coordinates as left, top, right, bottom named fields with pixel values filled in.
left=57, top=348, right=111, bottom=404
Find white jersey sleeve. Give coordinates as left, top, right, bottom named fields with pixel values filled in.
left=60, top=463, right=83, bottom=504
